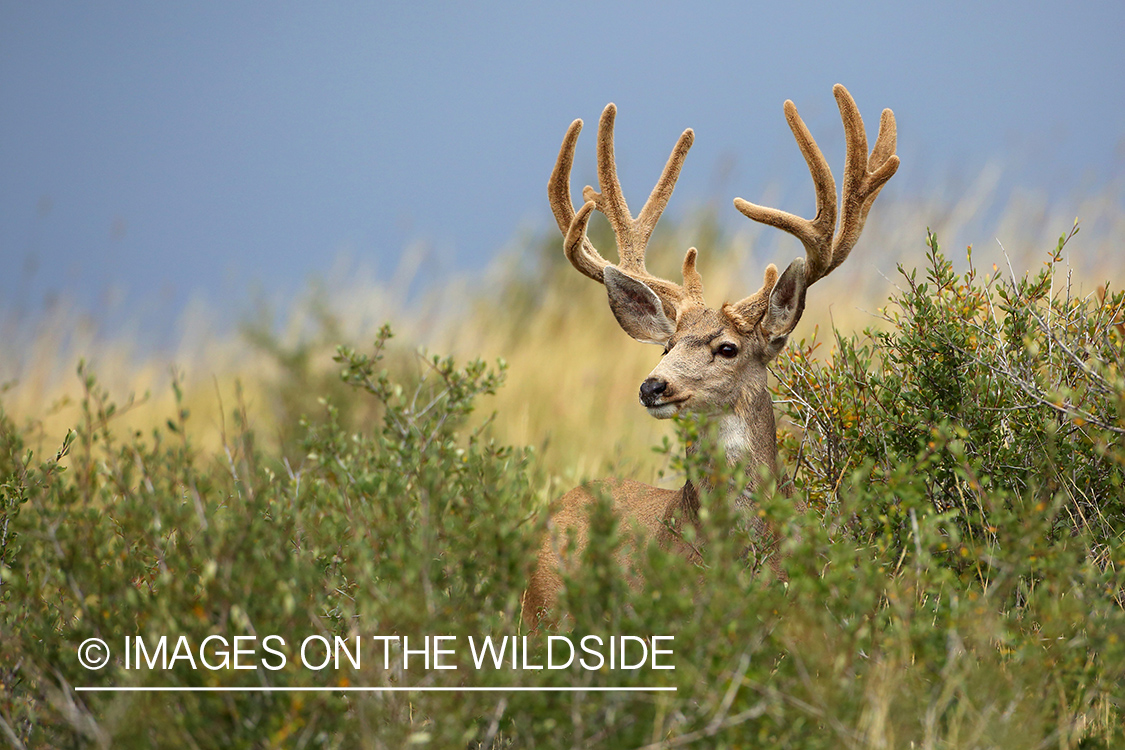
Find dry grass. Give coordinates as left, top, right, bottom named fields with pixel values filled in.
left=2, top=178, right=1123, bottom=482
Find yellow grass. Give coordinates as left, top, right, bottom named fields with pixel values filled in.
left=2, top=179, right=1123, bottom=484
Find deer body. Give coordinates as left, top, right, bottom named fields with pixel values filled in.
left=524, top=86, right=899, bottom=627
left=525, top=479, right=699, bottom=620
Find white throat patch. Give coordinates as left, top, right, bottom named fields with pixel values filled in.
left=719, top=413, right=752, bottom=464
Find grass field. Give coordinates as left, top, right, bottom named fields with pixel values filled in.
left=3, top=179, right=1123, bottom=480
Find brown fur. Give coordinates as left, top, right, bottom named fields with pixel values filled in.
left=523, top=478, right=702, bottom=624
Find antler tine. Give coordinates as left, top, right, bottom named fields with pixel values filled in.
left=733, top=97, right=837, bottom=282
left=547, top=118, right=582, bottom=236
left=733, top=84, right=899, bottom=289
left=584, top=104, right=633, bottom=267
left=581, top=104, right=695, bottom=277
left=550, top=103, right=703, bottom=317
left=827, top=84, right=900, bottom=280
left=639, top=127, right=695, bottom=252
left=549, top=117, right=613, bottom=283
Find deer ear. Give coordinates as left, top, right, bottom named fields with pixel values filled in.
left=760, top=258, right=807, bottom=358
left=604, top=266, right=676, bottom=345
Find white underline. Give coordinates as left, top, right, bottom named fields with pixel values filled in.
left=75, top=686, right=676, bottom=693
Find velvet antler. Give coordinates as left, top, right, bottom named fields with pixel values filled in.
left=732, top=84, right=899, bottom=305
left=548, top=104, right=704, bottom=318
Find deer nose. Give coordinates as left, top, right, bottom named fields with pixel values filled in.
left=639, top=377, right=668, bottom=406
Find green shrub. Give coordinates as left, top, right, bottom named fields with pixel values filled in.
left=0, top=328, right=541, bottom=748
left=773, top=226, right=1125, bottom=745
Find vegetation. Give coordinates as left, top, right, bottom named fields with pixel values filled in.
left=1, top=216, right=1124, bottom=747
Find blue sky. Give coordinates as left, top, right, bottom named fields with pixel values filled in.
left=1, top=2, right=1122, bottom=345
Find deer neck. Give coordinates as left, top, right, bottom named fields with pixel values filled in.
left=722, top=385, right=779, bottom=485
left=663, top=387, right=786, bottom=559
left=678, top=385, right=779, bottom=506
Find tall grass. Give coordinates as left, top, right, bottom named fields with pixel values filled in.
left=2, top=178, right=1122, bottom=481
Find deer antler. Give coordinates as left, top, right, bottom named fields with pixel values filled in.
left=733, top=84, right=899, bottom=296
left=548, top=104, right=703, bottom=317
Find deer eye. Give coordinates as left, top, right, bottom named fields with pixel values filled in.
left=716, top=343, right=739, bottom=359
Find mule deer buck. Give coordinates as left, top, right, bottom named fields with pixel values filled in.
left=524, top=85, right=899, bottom=626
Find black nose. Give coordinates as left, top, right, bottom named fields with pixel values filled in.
left=639, top=377, right=668, bottom=406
